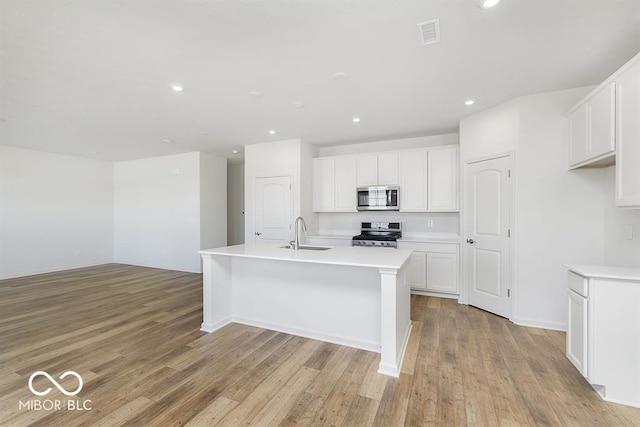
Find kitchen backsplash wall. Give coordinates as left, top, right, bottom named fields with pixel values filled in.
left=317, top=212, right=459, bottom=236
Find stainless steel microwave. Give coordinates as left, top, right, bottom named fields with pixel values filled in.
left=357, top=186, right=399, bottom=211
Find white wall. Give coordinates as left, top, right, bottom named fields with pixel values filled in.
left=514, top=89, right=606, bottom=329
left=460, top=87, right=605, bottom=330
left=317, top=212, right=459, bottom=237
left=114, top=152, right=225, bottom=273
left=227, top=163, right=245, bottom=246
left=244, top=139, right=318, bottom=243
left=603, top=166, right=640, bottom=266
left=200, top=152, right=227, bottom=251
left=0, top=145, right=114, bottom=279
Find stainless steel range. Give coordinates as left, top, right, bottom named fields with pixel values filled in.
left=351, top=222, right=402, bottom=248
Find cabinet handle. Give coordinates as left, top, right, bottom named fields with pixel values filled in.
left=466, top=238, right=475, bottom=244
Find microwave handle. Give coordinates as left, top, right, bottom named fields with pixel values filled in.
left=387, top=190, right=391, bottom=206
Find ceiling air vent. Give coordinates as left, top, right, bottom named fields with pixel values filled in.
left=418, top=19, right=440, bottom=45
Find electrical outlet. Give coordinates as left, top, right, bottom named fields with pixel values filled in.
left=427, top=219, right=434, bottom=228
left=624, top=225, right=633, bottom=240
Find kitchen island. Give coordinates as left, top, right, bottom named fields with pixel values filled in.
left=199, top=243, right=413, bottom=377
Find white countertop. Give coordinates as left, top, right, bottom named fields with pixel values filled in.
left=399, top=233, right=460, bottom=243
left=200, top=243, right=413, bottom=270
left=565, top=264, right=640, bottom=281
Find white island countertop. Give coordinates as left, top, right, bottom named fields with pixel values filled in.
left=200, top=243, right=413, bottom=270
left=565, top=264, right=640, bottom=281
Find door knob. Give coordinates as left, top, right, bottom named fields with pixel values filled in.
left=466, top=238, right=475, bottom=244
left=255, top=232, right=262, bottom=236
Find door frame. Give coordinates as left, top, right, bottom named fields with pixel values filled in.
left=460, top=151, right=516, bottom=321
left=251, top=173, right=294, bottom=244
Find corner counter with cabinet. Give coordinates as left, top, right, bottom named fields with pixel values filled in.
left=306, top=233, right=460, bottom=298
left=565, top=264, right=640, bottom=408
left=397, top=234, right=459, bottom=298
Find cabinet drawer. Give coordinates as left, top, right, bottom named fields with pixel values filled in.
left=568, top=271, right=588, bottom=297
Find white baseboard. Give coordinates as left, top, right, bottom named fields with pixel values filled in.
left=200, top=317, right=232, bottom=333
left=378, top=322, right=412, bottom=378
left=0, top=262, right=112, bottom=280
left=511, top=316, right=566, bottom=332
left=411, top=289, right=459, bottom=300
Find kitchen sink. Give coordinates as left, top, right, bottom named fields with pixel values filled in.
left=280, top=245, right=333, bottom=251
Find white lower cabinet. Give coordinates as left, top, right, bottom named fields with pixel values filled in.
left=408, top=252, right=427, bottom=290
left=399, top=241, right=459, bottom=296
left=426, top=252, right=458, bottom=294
left=566, top=280, right=588, bottom=378
left=565, top=267, right=640, bottom=408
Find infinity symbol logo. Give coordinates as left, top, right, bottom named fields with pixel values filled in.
left=28, top=371, right=83, bottom=396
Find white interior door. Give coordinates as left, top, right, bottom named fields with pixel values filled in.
left=254, top=176, right=292, bottom=244
left=465, top=156, right=512, bottom=318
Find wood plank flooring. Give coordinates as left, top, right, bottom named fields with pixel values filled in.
left=1, top=264, right=639, bottom=426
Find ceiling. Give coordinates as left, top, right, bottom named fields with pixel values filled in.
left=1, top=0, right=639, bottom=162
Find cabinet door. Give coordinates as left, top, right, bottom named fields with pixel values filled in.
left=377, top=152, right=399, bottom=185
left=426, top=252, right=458, bottom=294
left=312, top=158, right=335, bottom=212
left=334, top=156, right=357, bottom=211
left=399, top=149, right=428, bottom=211
left=408, top=252, right=427, bottom=290
left=427, top=146, right=459, bottom=211
left=568, top=103, right=589, bottom=167
left=616, top=61, right=640, bottom=206
left=589, top=82, right=616, bottom=159
left=356, top=155, right=378, bottom=187
left=567, top=290, right=588, bottom=378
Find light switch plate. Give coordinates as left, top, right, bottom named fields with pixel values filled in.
left=624, top=225, right=633, bottom=240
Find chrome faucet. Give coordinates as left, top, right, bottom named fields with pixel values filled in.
left=291, top=216, right=307, bottom=250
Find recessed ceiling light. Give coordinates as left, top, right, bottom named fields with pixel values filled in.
left=171, top=84, right=183, bottom=92
left=478, top=0, right=501, bottom=9
left=352, top=117, right=361, bottom=123
left=232, top=149, right=239, bottom=154
left=90, top=150, right=101, bottom=156
left=334, top=72, right=348, bottom=80
left=464, top=99, right=476, bottom=106
left=268, top=129, right=276, bottom=135
left=161, top=138, right=175, bottom=144
left=249, top=91, right=262, bottom=98
left=291, top=101, right=305, bottom=108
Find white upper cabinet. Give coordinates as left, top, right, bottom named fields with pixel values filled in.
left=568, top=103, right=589, bottom=166
left=589, top=83, right=616, bottom=159
left=314, top=145, right=459, bottom=213
left=398, top=149, right=428, bottom=211
left=377, top=152, right=399, bottom=185
left=616, top=60, right=640, bottom=207
left=398, top=146, right=459, bottom=212
left=356, top=152, right=398, bottom=187
left=313, top=156, right=357, bottom=212
left=427, top=146, right=459, bottom=211
left=334, top=156, right=357, bottom=211
left=313, top=157, right=335, bottom=212
left=568, top=82, right=616, bottom=169
left=356, top=155, right=378, bottom=187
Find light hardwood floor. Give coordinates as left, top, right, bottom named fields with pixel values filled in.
left=1, top=264, right=639, bottom=426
